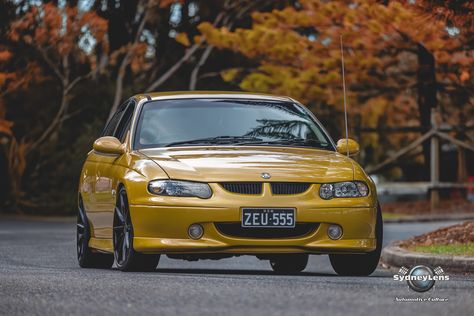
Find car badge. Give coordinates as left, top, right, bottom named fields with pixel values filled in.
left=261, top=172, right=271, bottom=179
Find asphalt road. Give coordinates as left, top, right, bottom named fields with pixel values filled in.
left=0, top=218, right=473, bottom=316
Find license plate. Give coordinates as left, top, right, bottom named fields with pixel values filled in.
left=241, top=208, right=295, bottom=228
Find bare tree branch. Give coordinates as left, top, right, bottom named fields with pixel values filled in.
left=37, top=47, right=64, bottom=83
left=146, top=8, right=232, bottom=92
left=146, top=42, right=202, bottom=92
left=108, top=0, right=151, bottom=119
left=366, top=129, right=436, bottom=174
left=188, top=0, right=271, bottom=90
left=189, top=44, right=214, bottom=90
left=28, top=90, right=68, bottom=153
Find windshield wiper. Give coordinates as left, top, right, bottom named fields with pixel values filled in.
left=236, top=138, right=330, bottom=148
left=165, top=136, right=263, bottom=147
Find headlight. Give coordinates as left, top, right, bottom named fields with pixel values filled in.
left=148, top=180, right=212, bottom=199
left=319, top=181, right=369, bottom=199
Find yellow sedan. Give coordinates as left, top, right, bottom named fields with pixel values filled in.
left=77, top=91, right=382, bottom=275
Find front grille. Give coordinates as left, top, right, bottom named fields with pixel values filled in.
left=270, top=182, right=311, bottom=195
left=220, top=182, right=262, bottom=195
left=215, top=223, right=319, bottom=239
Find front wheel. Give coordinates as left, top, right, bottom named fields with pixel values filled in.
left=113, top=187, right=160, bottom=272
left=77, top=197, right=114, bottom=269
left=269, top=254, right=308, bottom=274
left=329, top=204, right=383, bottom=276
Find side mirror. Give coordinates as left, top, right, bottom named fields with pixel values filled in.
left=336, top=138, right=360, bottom=156
left=93, top=136, right=125, bottom=155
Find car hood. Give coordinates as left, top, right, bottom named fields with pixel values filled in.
left=138, top=146, right=355, bottom=183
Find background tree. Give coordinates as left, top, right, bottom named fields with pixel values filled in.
left=198, top=0, right=474, bottom=178
left=2, top=2, right=107, bottom=210
left=9, top=2, right=108, bottom=151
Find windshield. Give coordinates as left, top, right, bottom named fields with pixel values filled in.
left=133, top=98, right=334, bottom=150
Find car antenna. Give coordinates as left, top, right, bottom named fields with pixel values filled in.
left=340, top=34, right=350, bottom=157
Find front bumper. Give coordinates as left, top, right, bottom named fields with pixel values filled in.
left=129, top=184, right=377, bottom=254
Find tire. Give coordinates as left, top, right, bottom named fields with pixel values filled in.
left=77, top=197, right=114, bottom=269
left=269, top=254, right=308, bottom=274
left=329, top=204, right=383, bottom=276
left=113, top=187, right=160, bottom=272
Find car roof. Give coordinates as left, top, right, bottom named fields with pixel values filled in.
left=135, top=91, right=294, bottom=102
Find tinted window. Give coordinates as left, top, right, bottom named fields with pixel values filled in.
left=102, top=101, right=128, bottom=137
left=115, top=101, right=135, bottom=142
left=102, top=111, right=122, bottom=136
left=134, top=99, right=333, bottom=150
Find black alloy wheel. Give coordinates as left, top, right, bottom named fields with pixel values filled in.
left=113, top=187, right=160, bottom=271
left=77, top=196, right=114, bottom=269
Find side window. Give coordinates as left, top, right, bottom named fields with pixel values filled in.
left=114, top=100, right=136, bottom=142
left=101, top=101, right=128, bottom=137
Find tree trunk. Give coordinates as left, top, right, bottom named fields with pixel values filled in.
left=2, top=137, right=27, bottom=213
left=189, top=45, right=214, bottom=90
left=108, top=0, right=151, bottom=120
left=0, top=140, right=10, bottom=209
left=29, top=87, right=69, bottom=153
left=417, top=43, right=437, bottom=180
left=146, top=42, right=202, bottom=92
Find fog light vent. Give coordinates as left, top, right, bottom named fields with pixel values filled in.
left=188, top=224, right=204, bottom=240
left=327, top=224, right=343, bottom=240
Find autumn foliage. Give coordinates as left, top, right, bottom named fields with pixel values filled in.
left=199, top=0, right=473, bottom=166
left=1, top=3, right=109, bottom=210
left=0, top=49, right=14, bottom=136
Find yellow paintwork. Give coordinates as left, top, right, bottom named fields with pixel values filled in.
left=93, top=136, right=125, bottom=155
left=336, top=138, right=360, bottom=156
left=79, top=91, right=378, bottom=255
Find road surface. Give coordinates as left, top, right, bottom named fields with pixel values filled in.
left=0, top=218, right=473, bottom=315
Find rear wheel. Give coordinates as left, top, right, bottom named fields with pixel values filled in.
left=329, top=204, right=383, bottom=276
left=77, top=197, right=114, bottom=269
left=269, top=254, right=308, bottom=274
left=113, top=187, right=160, bottom=272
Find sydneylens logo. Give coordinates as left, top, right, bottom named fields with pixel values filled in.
left=394, top=265, right=450, bottom=292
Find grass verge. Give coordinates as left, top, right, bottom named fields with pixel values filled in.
left=407, top=243, right=474, bottom=256
left=382, top=212, right=409, bottom=220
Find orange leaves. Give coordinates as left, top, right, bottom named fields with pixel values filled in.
left=0, top=49, right=19, bottom=95
left=0, top=92, right=12, bottom=137
left=198, top=23, right=232, bottom=48
left=435, top=49, right=474, bottom=85
left=10, top=4, right=61, bottom=47
left=414, top=0, right=474, bottom=31
left=0, top=50, right=12, bottom=62
left=80, top=11, right=108, bottom=44
left=159, top=0, right=184, bottom=9
left=449, top=51, right=473, bottom=66
left=9, top=3, right=109, bottom=58
left=221, top=68, right=241, bottom=82
left=199, top=0, right=472, bottom=107
left=175, top=32, right=191, bottom=47
left=1, top=58, right=45, bottom=97
left=460, top=70, right=470, bottom=83
left=109, top=41, right=152, bottom=75
left=130, top=42, right=151, bottom=73
left=0, top=119, right=13, bottom=137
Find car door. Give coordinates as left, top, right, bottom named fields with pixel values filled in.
left=88, top=100, right=134, bottom=239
